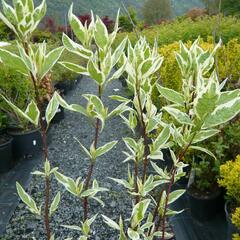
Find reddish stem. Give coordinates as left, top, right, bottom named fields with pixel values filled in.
left=134, top=159, right=140, bottom=204
left=136, top=89, right=149, bottom=184
left=24, top=43, right=51, bottom=240
left=83, top=85, right=102, bottom=220
left=160, top=134, right=196, bottom=240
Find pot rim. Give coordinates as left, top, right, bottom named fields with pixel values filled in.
left=7, top=127, right=41, bottom=136
left=0, top=136, right=13, bottom=147
left=187, top=186, right=222, bottom=200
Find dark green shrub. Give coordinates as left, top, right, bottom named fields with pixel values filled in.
left=119, top=7, right=138, bottom=32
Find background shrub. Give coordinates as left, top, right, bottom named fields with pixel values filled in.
left=115, top=15, right=240, bottom=48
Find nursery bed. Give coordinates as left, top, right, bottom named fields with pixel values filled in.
left=0, top=76, right=227, bottom=239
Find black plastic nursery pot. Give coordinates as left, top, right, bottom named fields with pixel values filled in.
left=225, top=201, right=240, bottom=240
left=8, top=128, right=42, bottom=159
left=187, top=186, right=223, bottom=222
left=0, top=132, right=14, bottom=173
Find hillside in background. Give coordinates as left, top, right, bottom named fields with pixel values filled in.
left=34, top=0, right=204, bottom=24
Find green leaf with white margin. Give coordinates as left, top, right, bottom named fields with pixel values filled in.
left=87, top=59, right=104, bottom=85
left=102, top=215, right=120, bottom=230
left=54, top=92, right=87, bottom=116
left=107, top=55, right=127, bottom=83
left=192, top=129, right=220, bottom=144
left=45, top=93, right=59, bottom=125
left=17, top=42, right=35, bottom=74
left=217, top=89, right=240, bottom=105
left=33, top=0, right=46, bottom=23
left=95, top=141, right=118, bottom=158
left=0, top=94, right=38, bottom=126
left=62, top=225, right=82, bottom=231
left=0, top=11, right=19, bottom=37
left=168, top=189, right=185, bottom=204
left=109, top=95, right=130, bottom=102
left=68, top=4, right=85, bottom=44
left=112, top=37, right=128, bottom=66
left=59, top=61, right=89, bottom=75
left=49, top=192, right=61, bottom=217
left=74, top=137, right=91, bottom=159
left=163, top=106, right=193, bottom=125
left=194, top=74, right=219, bottom=120
left=2, top=0, right=17, bottom=24
left=157, top=84, right=185, bottom=106
left=189, top=145, right=216, bottom=159
left=25, top=100, right=40, bottom=126
left=16, top=182, right=41, bottom=215
left=153, top=125, right=171, bottom=150
left=62, top=33, right=92, bottom=59
left=39, top=46, right=64, bottom=80
left=131, top=199, right=151, bottom=228
left=94, top=16, right=108, bottom=49
left=203, top=97, right=240, bottom=129
left=0, top=48, right=28, bottom=75
left=127, top=228, right=140, bottom=240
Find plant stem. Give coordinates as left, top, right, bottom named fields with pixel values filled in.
left=160, top=134, right=196, bottom=240
left=23, top=43, right=51, bottom=240
left=148, top=189, right=164, bottom=236
left=83, top=85, right=102, bottom=220
left=136, top=89, right=149, bottom=184
left=134, top=159, right=140, bottom=204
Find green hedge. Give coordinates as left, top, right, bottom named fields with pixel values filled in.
left=115, top=15, right=240, bottom=48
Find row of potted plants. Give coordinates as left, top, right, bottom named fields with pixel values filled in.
left=0, top=69, right=81, bottom=174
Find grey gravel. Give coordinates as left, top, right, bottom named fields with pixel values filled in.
left=1, top=77, right=134, bottom=240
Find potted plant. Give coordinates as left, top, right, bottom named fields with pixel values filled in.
left=187, top=155, right=223, bottom=221
left=0, top=111, right=13, bottom=173
left=185, top=118, right=240, bottom=221
left=0, top=94, right=42, bottom=159
left=218, top=155, right=240, bottom=240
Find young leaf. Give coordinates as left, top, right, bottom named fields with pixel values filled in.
left=25, top=100, right=40, bottom=126
left=16, top=182, right=41, bottom=215
left=168, top=189, right=185, bottom=204
left=189, top=145, right=216, bottom=159
left=49, top=192, right=61, bottom=217
left=0, top=48, right=28, bottom=75
left=74, top=137, right=92, bottom=159
left=59, top=61, right=89, bottom=75
left=94, top=16, right=108, bottom=49
left=157, top=84, right=185, bottom=106
left=87, top=59, right=104, bottom=85
left=192, top=129, right=219, bottom=144
left=39, top=46, right=64, bottom=80
left=95, top=141, right=118, bottom=158
left=127, top=228, right=140, bottom=240
left=102, top=215, right=120, bottom=230
left=203, top=97, right=240, bottom=128
left=68, top=4, right=85, bottom=44
left=46, top=94, right=59, bottom=125
left=0, top=94, right=38, bottom=126
left=163, top=106, right=193, bottom=125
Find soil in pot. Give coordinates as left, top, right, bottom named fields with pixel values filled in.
left=187, top=183, right=223, bottom=222
left=8, top=128, right=42, bottom=159
left=225, top=201, right=240, bottom=240
left=0, top=132, right=14, bottom=173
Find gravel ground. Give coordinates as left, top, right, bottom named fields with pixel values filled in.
left=2, top=77, right=135, bottom=240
